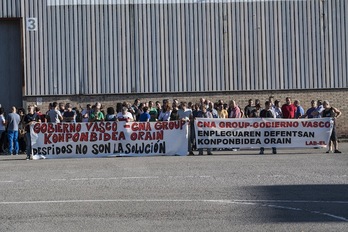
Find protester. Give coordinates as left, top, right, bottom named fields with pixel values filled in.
left=302, top=100, right=317, bottom=118
left=63, top=103, right=77, bottom=122
left=117, top=107, right=134, bottom=122
left=0, top=107, right=6, bottom=154
left=105, top=107, right=117, bottom=121
left=244, top=99, right=255, bottom=118
left=81, top=104, right=92, bottom=122
left=89, top=104, right=104, bottom=122
left=23, top=105, right=40, bottom=160
left=58, top=102, right=66, bottom=114
left=35, top=107, right=46, bottom=122
left=321, top=100, right=342, bottom=153
left=136, top=103, right=145, bottom=121
left=139, top=106, right=151, bottom=122
left=281, top=97, right=297, bottom=119
left=294, top=100, right=304, bottom=119
left=178, top=102, right=193, bottom=155
left=5, top=106, right=20, bottom=155
left=46, top=102, right=63, bottom=123
left=273, top=100, right=282, bottom=118
left=313, top=100, right=324, bottom=118
left=259, top=101, right=276, bottom=155
left=148, top=101, right=158, bottom=122
left=17, top=108, right=27, bottom=153
left=197, top=105, right=213, bottom=156
left=131, top=99, right=141, bottom=120
left=170, top=100, right=179, bottom=121
left=228, top=100, right=241, bottom=118
left=158, top=103, right=172, bottom=121
left=249, top=104, right=262, bottom=118
left=208, top=102, right=219, bottom=118
left=217, top=103, right=228, bottom=118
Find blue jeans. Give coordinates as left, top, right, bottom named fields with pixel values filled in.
left=26, top=132, right=32, bottom=158
left=7, top=130, right=19, bottom=154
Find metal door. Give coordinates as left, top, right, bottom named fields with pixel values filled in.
left=0, top=19, right=23, bottom=112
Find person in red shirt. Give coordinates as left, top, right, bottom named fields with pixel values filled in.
left=281, top=97, right=297, bottom=119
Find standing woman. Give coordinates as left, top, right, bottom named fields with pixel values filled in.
left=158, top=104, right=172, bottom=121
left=321, top=100, right=342, bottom=153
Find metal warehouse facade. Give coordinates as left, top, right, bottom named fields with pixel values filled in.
left=0, top=0, right=347, bottom=110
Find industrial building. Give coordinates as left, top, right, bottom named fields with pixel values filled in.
left=0, top=0, right=347, bottom=136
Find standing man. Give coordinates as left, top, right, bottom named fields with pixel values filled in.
left=281, top=97, right=297, bottom=119
left=24, top=105, right=40, bottom=160
left=46, top=102, right=63, bottom=123
left=62, top=103, right=77, bottom=122
left=58, top=102, right=66, bottom=115
left=294, top=100, right=305, bottom=119
left=148, top=101, right=158, bottom=122
left=178, top=102, right=194, bottom=156
left=273, top=100, right=282, bottom=118
left=228, top=100, right=241, bottom=118
left=301, top=100, right=317, bottom=118
left=259, top=101, right=276, bottom=155
left=0, top=107, right=6, bottom=154
left=244, top=99, right=255, bottom=118
left=321, top=100, right=342, bottom=153
left=5, top=106, right=20, bottom=155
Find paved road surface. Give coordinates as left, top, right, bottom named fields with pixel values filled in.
left=0, top=144, right=347, bottom=231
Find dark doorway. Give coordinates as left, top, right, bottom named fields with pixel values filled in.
left=0, top=19, right=23, bottom=112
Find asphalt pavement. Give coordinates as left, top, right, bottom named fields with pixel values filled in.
left=0, top=144, right=347, bottom=231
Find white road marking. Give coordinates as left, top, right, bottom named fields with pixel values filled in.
left=0, top=199, right=346, bottom=221
left=234, top=199, right=348, bottom=204
left=51, top=179, right=67, bottom=181
left=0, top=181, right=14, bottom=183
left=70, top=178, right=89, bottom=181
left=120, top=176, right=160, bottom=179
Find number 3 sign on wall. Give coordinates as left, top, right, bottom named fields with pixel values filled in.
left=26, top=18, right=37, bottom=31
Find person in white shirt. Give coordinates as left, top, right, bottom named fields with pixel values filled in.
left=178, top=102, right=193, bottom=155
left=117, top=107, right=134, bottom=122
left=158, top=104, right=172, bottom=121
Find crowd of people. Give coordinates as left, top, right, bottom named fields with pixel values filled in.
left=0, top=96, right=342, bottom=159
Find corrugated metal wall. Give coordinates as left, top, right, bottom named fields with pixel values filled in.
left=0, top=0, right=21, bottom=18
left=1, top=0, right=347, bottom=96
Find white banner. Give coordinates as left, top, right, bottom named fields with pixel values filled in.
left=31, top=121, right=189, bottom=159
left=194, top=118, right=333, bottom=149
